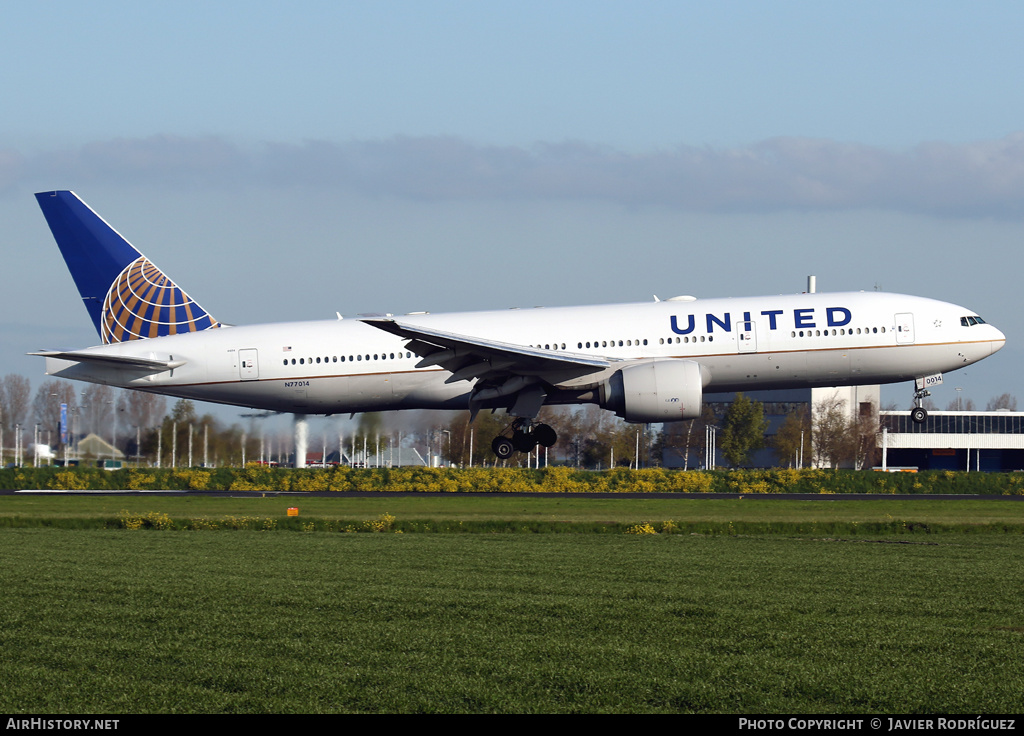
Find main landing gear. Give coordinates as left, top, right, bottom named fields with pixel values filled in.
left=491, top=418, right=558, bottom=459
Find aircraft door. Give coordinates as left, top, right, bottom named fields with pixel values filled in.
left=737, top=320, right=757, bottom=353
left=239, top=348, right=259, bottom=380
left=895, top=313, right=915, bottom=344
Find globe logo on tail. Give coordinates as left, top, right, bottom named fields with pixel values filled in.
left=101, top=257, right=220, bottom=344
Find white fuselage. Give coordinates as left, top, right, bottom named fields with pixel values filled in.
left=43, top=290, right=1005, bottom=416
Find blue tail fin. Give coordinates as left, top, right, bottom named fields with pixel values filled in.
left=35, top=191, right=220, bottom=344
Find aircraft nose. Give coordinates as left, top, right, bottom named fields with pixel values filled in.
left=990, top=326, right=1007, bottom=355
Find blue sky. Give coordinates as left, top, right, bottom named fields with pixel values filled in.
left=6, top=2, right=1024, bottom=148
left=3, top=1, right=1024, bottom=420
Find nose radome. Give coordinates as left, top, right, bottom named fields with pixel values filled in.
left=990, top=326, right=1007, bottom=355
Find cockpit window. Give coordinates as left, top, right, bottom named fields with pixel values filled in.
left=961, top=316, right=987, bottom=326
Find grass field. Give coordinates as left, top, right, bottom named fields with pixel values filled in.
left=3, top=495, right=1024, bottom=713
left=3, top=493, right=1024, bottom=532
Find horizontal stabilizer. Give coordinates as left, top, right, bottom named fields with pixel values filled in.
left=28, top=350, right=185, bottom=371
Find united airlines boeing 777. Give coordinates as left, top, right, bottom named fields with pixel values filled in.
left=32, top=191, right=1005, bottom=459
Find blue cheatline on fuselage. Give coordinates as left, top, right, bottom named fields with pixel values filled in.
left=35, top=191, right=219, bottom=344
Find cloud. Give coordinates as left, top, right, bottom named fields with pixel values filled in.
left=7, top=133, right=1024, bottom=217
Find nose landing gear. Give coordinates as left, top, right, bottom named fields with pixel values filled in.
left=911, top=385, right=931, bottom=424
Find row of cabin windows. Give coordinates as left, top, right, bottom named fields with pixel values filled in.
left=659, top=335, right=714, bottom=344
left=526, top=327, right=889, bottom=350
left=281, top=323, right=897, bottom=368
left=576, top=339, right=649, bottom=349
left=791, top=327, right=886, bottom=337
left=528, top=340, right=651, bottom=351
left=657, top=326, right=891, bottom=344
left=284, top=351, right=414, bottom=367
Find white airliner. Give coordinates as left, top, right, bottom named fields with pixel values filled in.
left=33, top=190, right=1005, bottom=459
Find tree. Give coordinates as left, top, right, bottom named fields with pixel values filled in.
left=31, top=380, right=78, bottom=446
left=986, top=393, right=1018, bottom=411
left=661, top=405, right=716, bottom=470
left=946, top=397, right=976, bottom=411
left=80, top=384, right=116, bottom=438
left=719, top=393, right=768, bottom=467
left=812, top=394, right=877, bottom=469
left=354, top=412, right=385, bottom=465
left=118, top=390, right=166, bottom=432
left=160, top=399, right=198, bottom=467
left=444, top=410, right=509, bottom=466
left=772, top=408, right=810, bottom=467
left=0, top=374, right=31, bottom=432
left=568, top=405, right=643, bottom=469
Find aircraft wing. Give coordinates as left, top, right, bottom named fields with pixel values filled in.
left=362, top=318, right=612, bottom=384
left=28, top=350, right=185, bottom=371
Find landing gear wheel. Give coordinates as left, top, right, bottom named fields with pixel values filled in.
left=911, top=406, right=927, bottom=424
left=534, top=423, right=557, bottom=448
left=490, top=417, right=555, bottom=457
left=512, top=431, right=538, bottom=453
left=492, top=436, right=515, bottom=459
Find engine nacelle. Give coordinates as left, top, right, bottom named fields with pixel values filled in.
left=601, top=359, right=706, bottom=423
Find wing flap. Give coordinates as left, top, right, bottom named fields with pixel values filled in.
left=363, top=318, right=611, bottom=384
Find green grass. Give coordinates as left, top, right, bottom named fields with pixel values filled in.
left=3, top=494, right=1024, bottom=533
left=3, top=528, right=1024, bottom=713
left=4, top=494, right=1024, bottom=713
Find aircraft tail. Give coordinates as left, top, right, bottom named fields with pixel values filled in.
left=35, top=191, right=220, bottom=344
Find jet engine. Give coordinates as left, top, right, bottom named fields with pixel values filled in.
left=601, top=359, right=707, bottom=423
